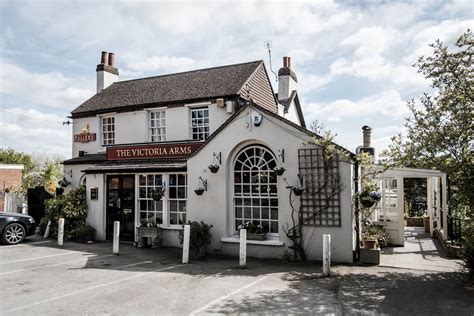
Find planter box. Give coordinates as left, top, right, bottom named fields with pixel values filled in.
left=360, top=248, right=380, bottom=265
left=136, top=227, right=162, bottom=249
left=406, top=217, right=424, bottom=227
left=245, top=232, right=266, bottom=241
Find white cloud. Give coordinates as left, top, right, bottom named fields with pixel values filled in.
left=125, top=55, right=195, bottom=74
left=304, top=90, right=410, bottom=122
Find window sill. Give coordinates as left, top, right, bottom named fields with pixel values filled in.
left=221, top=237, right=284, bottom=246
left=157, top=226, right=183, bottom=230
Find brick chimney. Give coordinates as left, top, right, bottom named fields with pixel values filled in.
left=96, top=51, right=119, bottom=93
left=360, top=125, right=375, bottom=156
left=277, top=56, right=298, bottom=101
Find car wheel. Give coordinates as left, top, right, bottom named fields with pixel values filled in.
left=2, top=223, right=26, bottom=245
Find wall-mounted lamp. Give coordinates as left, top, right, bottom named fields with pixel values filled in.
left=278, top=149, right=285, bottom=163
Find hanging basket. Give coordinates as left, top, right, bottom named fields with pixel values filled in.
left=194, top=188, right=205, bottom=195
left=292, top=186, right=305, bottom=196
left=273, top=167, right=286, bottom=176
left=208, top=164, right=220, bottom=173
left=360, top=196, right=376, bottom=208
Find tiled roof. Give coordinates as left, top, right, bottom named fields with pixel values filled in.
left=62, top=154, right=107, bottom=165
left=71, top=60, right=264, bottom=117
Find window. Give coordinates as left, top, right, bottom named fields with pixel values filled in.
left=102, top=117, right=115, bottom=145
left=137, top=173, right=187, bottom=227
left=169, top=174, right=187, bottom=225
left=150, top=111, right=166, bottom=142
left=191, top=108, right=209, bottom=140
left=233, top=145, right=278, bottom=234
left=138, top=174, right=164, bottom=225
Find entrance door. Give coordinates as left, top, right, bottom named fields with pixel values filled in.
left=374, top=177, right=405, bottom=246
left=106, top=175, right=135, bottom=241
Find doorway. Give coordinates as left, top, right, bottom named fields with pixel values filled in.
left=106, top=175, right=135, bottom=241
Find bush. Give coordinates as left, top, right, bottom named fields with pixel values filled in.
left=39, top=185, right=88, bottom=239
left=459, top=221, right=474, bottom=274
left=71, top=224, right=95, bottom=243
left=179, top=221, right=213, bottom=258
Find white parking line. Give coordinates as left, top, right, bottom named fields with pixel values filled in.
left=0, top=251, right=78, bottom=265
left=8, top=263, right=182, bottom=313
left=189, top=274, right=269, bottom=315
left=0, top=240, right=51, bottom=248
left=0, top=254, right=115, bottom=276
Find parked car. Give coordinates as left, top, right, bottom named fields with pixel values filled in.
left=0, top=212, right=37, bottom=245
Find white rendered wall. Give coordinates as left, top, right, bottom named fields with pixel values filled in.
left=187, top=106, right=354, bottom=262
left=283, top=100, right=302, bottom=126
left=115, top=111, right=147, bottom=144
left=97, top=71, right=118, bottom=92
left=85, top=173, right=106, bottom=241
left=278, top=75, right=297, bottom=100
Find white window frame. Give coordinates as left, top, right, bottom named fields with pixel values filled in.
left=190, top=107, right=210, bottom=140
left=232, top=145, right=279, bottom=236
left=101, top=116, right=115, bottom=146
left=135, top=172, right=187, bottom=229
left=149, top=110, right=166, bottom=142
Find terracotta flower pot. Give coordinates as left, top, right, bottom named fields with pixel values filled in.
left=363, top=239, right=378, bottom=249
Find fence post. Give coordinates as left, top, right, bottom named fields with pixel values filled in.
left=113, top=221, right=120, bottom=255
left=239, top=229, right=247, bottom=268
left=182, top=224, right=190, bottom=264
left=57, top=218, right=64, bottom=246
left=323, top=234, right=331, bottom=277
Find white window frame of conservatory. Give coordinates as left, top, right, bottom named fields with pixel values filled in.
left=231, top=145, right=280, bottom=238
left=134, top=172, right=187, bottom=230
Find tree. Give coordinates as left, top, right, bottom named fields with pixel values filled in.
left=0, top=149, right=35, bottom=174
left=380, top=30, right=474, bottom=216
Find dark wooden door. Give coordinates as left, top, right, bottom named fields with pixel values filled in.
left=106, top=175, right=135, bottom=241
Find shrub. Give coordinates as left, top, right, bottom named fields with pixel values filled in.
left=71, top=224, right=95, bottom=243
left=179, top=221, right=213, bottom=258
left=459, top=221, right=474, bottom=274
left=39, top=185, right=88, bottom=239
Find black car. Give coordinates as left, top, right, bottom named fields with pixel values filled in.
left=0, top=212, right=37, bottom=245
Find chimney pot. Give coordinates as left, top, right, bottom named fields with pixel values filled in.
left=108, top=52, right=115, bottom=67
left=362, top=125, right=372, bottom=148
left=101, top=51, right=108, bottom=64
left=283, top=56, right=291, bottom=68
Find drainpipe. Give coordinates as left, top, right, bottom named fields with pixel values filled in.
left=354, top=159, right=360, bottom=262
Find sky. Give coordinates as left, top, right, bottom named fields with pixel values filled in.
left=0, top=0, right=472, bottom=159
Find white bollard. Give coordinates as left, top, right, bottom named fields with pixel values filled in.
left=57, top=218, right=64, bottom=246
left=239, top=229, right=247, bottom=268
left=113, top=221, right=120, bottom=255
left=323, top=234, right=331, bottom=277
left=182, top=224, right=190, bottom=264
left=43, top=220, right=51, bottom=239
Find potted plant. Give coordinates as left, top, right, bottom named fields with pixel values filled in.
left=179, top=221, right=213, bottom=260
left=208, top=164, right=220, bottom=173
left=359, top=190, right=381, bottom=208
left=150, top=188, right=165, bottom=201
left=136, top=219, right=162, bottom=248
left=238, top=221, right=266, bottom=240
left=273, top=166, right=286, bottom=176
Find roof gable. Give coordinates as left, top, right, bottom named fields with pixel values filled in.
left=71, top=60, right=264, bottom=117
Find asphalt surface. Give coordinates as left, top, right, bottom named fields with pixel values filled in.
left=0, top=235, right=473, bottom=315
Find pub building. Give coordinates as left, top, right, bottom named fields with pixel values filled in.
left=63, top=52, right=357, bottom=262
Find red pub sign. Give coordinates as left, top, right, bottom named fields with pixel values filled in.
left=74, top=133, right=97, bottom=143
left=107, top=142, right=202, bottom=160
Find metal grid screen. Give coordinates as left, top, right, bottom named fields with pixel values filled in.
left=298, top=148, right=341, bottom=227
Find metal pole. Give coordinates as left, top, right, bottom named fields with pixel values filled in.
left=182, top=224, right=190, bottom=264
left=239, top=229, right=247, bottom=268
left=323, top=234, right=331, bottom=277
left=113, top=221, right=120, bottom=255
left=57, top=218, right=64, bottom=246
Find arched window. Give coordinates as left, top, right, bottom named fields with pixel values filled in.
left=233, top=145, right=279, bottom=234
